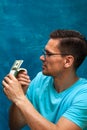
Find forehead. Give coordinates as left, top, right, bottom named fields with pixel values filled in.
left=45, top=38, right=60, bottom=51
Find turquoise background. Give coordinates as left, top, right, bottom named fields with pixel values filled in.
left=0, top=0, right=87, bottom=130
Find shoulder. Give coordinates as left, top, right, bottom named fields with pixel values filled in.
left=71, top=78, right=87, bottom=101
left=63, top=78, right=87, bottom=129
left=73, top=78, right=87, bottom=93
left=77, top=78, right=87, bottom=93
left=79, top=77, right=87, bottom=85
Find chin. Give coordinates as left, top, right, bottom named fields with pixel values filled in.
left=42, top=70, right=51, bottom=76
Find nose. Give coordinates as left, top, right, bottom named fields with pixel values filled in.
left=40, top=55, right=45, bottom=61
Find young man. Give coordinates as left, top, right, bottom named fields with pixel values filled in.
left=2, top=30, right=87, bottom=130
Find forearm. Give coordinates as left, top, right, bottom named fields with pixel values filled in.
left=15, top=97, right=81, bottom=130
left=9, top=103, right=27, bottom=130
left=15, top=96, right=57, bottom=130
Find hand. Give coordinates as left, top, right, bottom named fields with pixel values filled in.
left=2, top=74, right=25, bottom=104
left=16, top=70, right=31, bottom=93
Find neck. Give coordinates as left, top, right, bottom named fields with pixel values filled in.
left=53, top=72, right=79, bottom=93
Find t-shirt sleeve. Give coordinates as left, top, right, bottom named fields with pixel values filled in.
left=63, top=89, right=87, bottom=129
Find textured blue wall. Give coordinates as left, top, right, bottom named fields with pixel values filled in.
left=0, top=0, right=87, bottom=130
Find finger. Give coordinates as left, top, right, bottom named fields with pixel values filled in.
left=3, top=87, right=12, bottom=101
left=3, top=87, right=8, bottom=96
left=3, top=75, right=15, bottom=85
left=17, top=72, right=29, bottom=78
left=8, top=73, right=18, bottom=81
left=3, top=76, right=11, bottom=84
left=2, top=80, right=9, bottom=88
left=17, top=70, right=28, bottom=77
left=8, top=73, right=15, bottom=78
left=17, top=76, right=30, bottom=82
left=17, top=74, right=30, bottom=79
left=18, top=80, right=30, bottom=86
left=18, top=70, right=27, bottom=74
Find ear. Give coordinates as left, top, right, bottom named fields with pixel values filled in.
left=64, top=55, right=74, bottom=68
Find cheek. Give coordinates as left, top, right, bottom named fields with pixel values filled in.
left=48, top=59, right=64, bottom=70
left=46, top=61, right=56, bottom=71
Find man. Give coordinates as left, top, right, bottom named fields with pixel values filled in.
left=2, top=30, right=87, bottom=130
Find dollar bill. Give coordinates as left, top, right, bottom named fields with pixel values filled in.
left=10, top=60, right=25, bottom=76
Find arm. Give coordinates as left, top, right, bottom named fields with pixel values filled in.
left=2, top=74, right=81, bottom=130
left=8, top=71, right=30, bottom=130
left=15, top=96, right=81, bottom=130
left=9, top=103, right=26, bottom=130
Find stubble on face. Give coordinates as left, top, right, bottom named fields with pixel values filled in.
left=41, top=39, right=64, bottom=77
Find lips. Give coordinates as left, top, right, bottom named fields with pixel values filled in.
left=42, top=64, right=46, bottom=69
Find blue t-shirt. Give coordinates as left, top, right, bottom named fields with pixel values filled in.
left=24, top=72, right=87, bottom=130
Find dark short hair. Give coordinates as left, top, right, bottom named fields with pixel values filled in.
left=50, top=30, right=87, bottom=70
